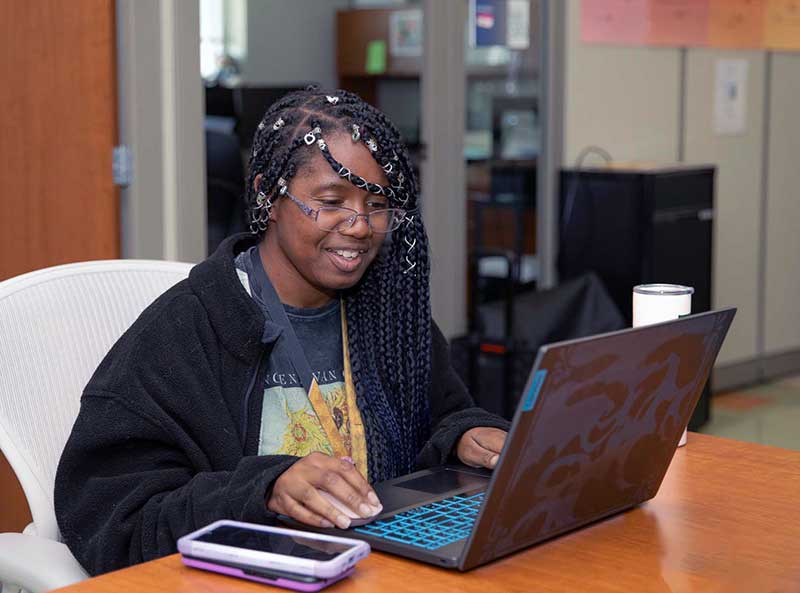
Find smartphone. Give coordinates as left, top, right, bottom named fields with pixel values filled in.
left=177, top=520, right=370, bottom=579
left=181, top=554, right=355, bottom=592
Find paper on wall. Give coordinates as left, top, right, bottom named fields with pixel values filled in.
left=713, top=59, right=748, bottom=135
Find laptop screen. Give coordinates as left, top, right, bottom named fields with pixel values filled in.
left=461, top=309, right=735, bottom=569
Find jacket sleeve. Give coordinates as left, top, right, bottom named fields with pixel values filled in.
left=55, top=392, right=297, bottom=576
left=416, top=321, right=510, bottom=468
left=54, top=293, right=297, bottom=576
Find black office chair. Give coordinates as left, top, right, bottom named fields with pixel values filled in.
left=452, top=271, right=625, bottom=419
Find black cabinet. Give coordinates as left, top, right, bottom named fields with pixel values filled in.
left=558, top=164, right=715, bottom=429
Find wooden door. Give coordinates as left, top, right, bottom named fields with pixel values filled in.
left=0, top=0, right=119, bottom=532
left=0, top=0, right=119, bottom=280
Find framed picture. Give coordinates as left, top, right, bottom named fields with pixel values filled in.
left=389, top=9, right=423, bottom=57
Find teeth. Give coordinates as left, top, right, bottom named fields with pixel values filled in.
left=335, top=249, right=359, bottom=260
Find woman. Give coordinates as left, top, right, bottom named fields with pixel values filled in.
left=55, top=87, right=509, bottom=575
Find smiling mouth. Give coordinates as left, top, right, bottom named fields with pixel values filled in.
left=326, top=248, right=365, bottom=260
left=325, top=248, right=368, bottom=273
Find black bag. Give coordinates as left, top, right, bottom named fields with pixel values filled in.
left=451, top=252, right=625, bottom=420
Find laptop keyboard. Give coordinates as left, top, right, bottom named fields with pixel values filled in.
left=353, top=492, right=485, bottom=550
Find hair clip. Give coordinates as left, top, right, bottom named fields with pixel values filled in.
left=366, top=138, right=378, bottom=152
left=272, top=117, right=285, bottom=131
left=326, top=95, right=339, bottom=105
left=317, top=138, right=327, bottom=151
left=304, top=126, right=321, bottom=145
left=403, top=258, right=417, bottom=275
left=277, top=177, right=288, bottom=195
left=256, top=191, right=267, bottom=206
left=351, top=124, right=360, bottom=141
left=258, top=121, right=266, bottom=131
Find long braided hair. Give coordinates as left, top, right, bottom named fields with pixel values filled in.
left=245, top=86, right=432, bottom=481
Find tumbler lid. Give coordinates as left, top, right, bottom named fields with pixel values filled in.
left=633, top=283, right=694, bottom=296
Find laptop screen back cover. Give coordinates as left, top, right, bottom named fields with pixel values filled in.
left=460, top=309, right=735, bottom=570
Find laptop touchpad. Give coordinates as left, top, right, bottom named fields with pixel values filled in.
left=393, top=468, right=489, bottom=495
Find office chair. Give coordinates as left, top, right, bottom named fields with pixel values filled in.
left=0, top=260, right=194, bottom=592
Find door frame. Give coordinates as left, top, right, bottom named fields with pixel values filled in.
left=116, top=0, right=207, bottom=263
left=421, top=0, right=564, bottom=338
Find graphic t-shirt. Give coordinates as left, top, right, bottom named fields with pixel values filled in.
left=234, top=252, right=355, bottom=458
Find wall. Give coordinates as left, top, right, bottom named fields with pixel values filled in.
left=564, top=2, right=681, bottom=163
left=563, top=0, right=800, bottom=380
left=242, top=0, right=349, bottom=89
left=764, top=54, right=800, bottom=358
left=683, top=49, right=765, bottom=365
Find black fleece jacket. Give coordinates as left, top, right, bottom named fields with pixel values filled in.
left=54, top=234, right=509, bottom=575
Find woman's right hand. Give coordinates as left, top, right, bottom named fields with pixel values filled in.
left=267, top=452, right=382, bottom=529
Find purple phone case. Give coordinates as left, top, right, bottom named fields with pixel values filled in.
left=181, top=555, right=355, bottom=591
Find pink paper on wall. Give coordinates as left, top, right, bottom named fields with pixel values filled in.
left=708, top=0, right=766, bottom=49
left=581, top=0, right=649, bottom=45
left=647, top=0, right=710, bottom=46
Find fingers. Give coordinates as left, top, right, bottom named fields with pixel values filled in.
left=269, top=490, right=336, bottom=529
left=457, top=428, right=508, bottom=469
left=339, top=458, right=382, bottom=507
left=456, top=433, right=486, bottom=468
left=267, top=452, right=382, bottom=530
left=461, top=436, right=496, bottom=468
left=318, top=459, right=381, bottom=519
left=297, top=483, right=355, bottom=530
left=271, top=465, right=356, bottom=529
left=473, top=428, right=507, bottom=455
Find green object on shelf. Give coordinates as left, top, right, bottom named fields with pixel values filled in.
left=365, top=40, right=387, bottom=74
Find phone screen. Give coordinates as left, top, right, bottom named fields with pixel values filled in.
left=194, top=526, right=355, bottom=561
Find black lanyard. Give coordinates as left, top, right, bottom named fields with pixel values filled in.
left=248, top=247, right=316, bottom=395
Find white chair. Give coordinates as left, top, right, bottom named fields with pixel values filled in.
left=0, top=260, right=194, bottom=592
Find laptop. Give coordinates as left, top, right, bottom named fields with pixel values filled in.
left=292, top=308, right=736, bottom=571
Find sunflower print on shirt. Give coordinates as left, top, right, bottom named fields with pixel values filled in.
left=258, top=380, right=353, bottom=458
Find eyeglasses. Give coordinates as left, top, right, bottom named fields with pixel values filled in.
left=283, top=190, right=407, bottom=234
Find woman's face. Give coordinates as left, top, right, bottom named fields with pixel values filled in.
left=264, top=132, right=391, bottom=297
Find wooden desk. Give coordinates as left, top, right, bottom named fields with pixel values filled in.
left=55, top=434, right=800, bottom=593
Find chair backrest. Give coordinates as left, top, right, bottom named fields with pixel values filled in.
left=0, top=260, right=194, bottom=540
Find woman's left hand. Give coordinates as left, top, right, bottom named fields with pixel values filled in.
left=456, top=427, right=508, bottom=469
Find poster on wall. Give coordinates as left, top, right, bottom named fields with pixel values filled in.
left=764, top=0, right=800, bottom=51
left=507, top=0, right=531, bottom=49
left=647, top=0, right=710, bottom=46
left=389, top=9, right=423, bottom=57
left=469, top=0, right=508, bottom=47
left=581, top=0, right=800, bottom=51
left=580, top=0, right=649, bottom=45
left=708, top=0, right=766, bottom=48
left=713, top=59, right=748, bottom=135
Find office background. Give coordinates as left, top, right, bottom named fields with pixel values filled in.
left=109, top=0, right=800, bottom=381
left=1, top=0, right=799, bottom=536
